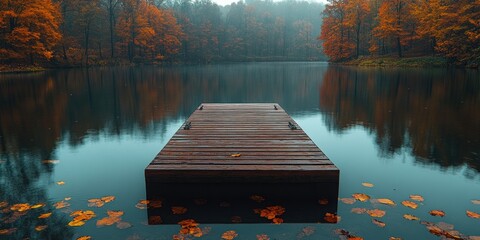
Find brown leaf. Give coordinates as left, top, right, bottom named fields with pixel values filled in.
left=375, top=198, right=396, bottom=206
left=272, top=217, right=283, bottom=224
left=149, top=215, right=162, bottom=224
left=340, top=198, right=356, bottom=204
left=410, top=195, right=424, bottom=202
left=250, top=195, right=265, bottom=203
left=362, top=182, right=374, bottom=187
left=35, top=225, right=47, bottom=231
left=230, top=153, right=241, bottom=157
left=367, top=209, right=386, bottom=218
left=0, top=201, right=8, bottom=208
left=401, top=200, right=418, bottom=209
left=256, top=234, right=270, bottom=240
left=96, top=217, right=120, bottom=226
left=466, top=210, right=480, bottom=219
left=324, top=212, right=340, bottom=223
left=107, top=210, right=124, bottom=218
left=372, top=219, right=386, bottom=227
left=352, top=193, right=370, bottom=202
left=10, top=203, right=31, bottom=212
left=172, top=206, right=188, bottom=215
left=53, top=200, right=70, bottom=209
left=301, top=226, right=315, bottom=236
left=38, top=213, right=52, bottom=219
left=318, top=198, right=329, bottom=205
left=231, top=216, right=242, bottom=223
left=351, top=208, right=367, bottom=214
left=221, top=230, right=238, bottom=240
left=0, top=228, right=16, bottom=235
left=101, top=196, right=115, bottom=203
left=149, top=200, right=162, bottom=208
left=403, top=214, right=420, bottom=221
left=116, top=221, right=132, bottom=229
left=429, top=210, right=445, bottom=217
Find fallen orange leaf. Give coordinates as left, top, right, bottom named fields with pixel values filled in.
left=107, top=210, right=124, bottom=218
left=38, top=213, right=52, bottom=219
left=410, top=195, right=424, bottom=202
left=68, top=220, right=85, bottom=227
left=10, top=203, right=31, bottom=212
left=340, top=198, right=356, bottom=204
left=0, top=201, right=7, bottom=208
left=0, top=228, right=16, bottom=235
left=256, top=234, right=270, bottom=240
left=348, top=236, right=364, bottom=240
left=375, top=198, right=396, bottom=206
left=272, top=217, right=284, bottom=224
left=401, top=200, right=418, bottom=209
left=403, top=214, right=419, bottom=220
left=352, top=193, right=370, bottom=202
left=466, top=210, right=480, bottom=219
left=367, top=209, right=386, bottom=218
left=324, top=212, right=340, bottom=223
left=429, top=210, right=445, bottom=217
left=372, top=219, right=386, bottom=227
left=389, top=238, right=402, bottom=240
left=135, top=200, right=149, bottom=209
left=35, top=225, right=47, bottom=231
left=149, top=200, right=162, bottom=208
left=56, top=181, right=65, bottom=185
left=101, top=196, right=115, bottom=203
left=31, top=203, right=45, bottom=209
left=96, top=216, right=120, bottom=226
left=76, top=236, right=91, bottom=240
left=362, top=182, right=374, bottom=188
left=230, top=153, right=241, bottom=157
left=53, top=200, right=70, bottom=209
left=221, top=230, right=238, bottom=240
left=149, top=215, right=162, bottom=224
left=172, top=206, right=188, bottom=215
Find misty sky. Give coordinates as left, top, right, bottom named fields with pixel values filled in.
left=211, top=0, right=328, bottom=6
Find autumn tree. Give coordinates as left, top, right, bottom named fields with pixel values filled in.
left=344, top=0, right=370, bottom=58
left=0, top=0, right=62, bottom=64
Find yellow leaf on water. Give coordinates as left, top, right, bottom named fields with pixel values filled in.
left=35, top=225, right=47, bottom=231
left=221, top=230, right=238, bottom=240
left=352, top=193, right=370, bottom=202
left=429, top=210, right=445, bottom=217
left=401, top=201, right=418, bottom=209
left=56, top=181, right=65, bottom=185
left=403, top=214, right=420, bottom=221
left=68, top=220, right=85, bottom=227
left=76, top=236, right=92, bottom=240
left=362, top=182, right=374, bottom=188
left=101, top=196, right=115, bottom=203
left=172, top=206, right=188, bottom=215
left=410, top=195, right=424, bottom=202
left=38, top=213, right=52, bottom=219
left=230, top=153, right=241, bottom=157
left=10, top=203, right=31, bottom=212
left=367, top=209, right=386, bottom=218
left=31, top=203, right=45, bottom=209
left=372, top=219, right=386, bottom=227
left=375, top=198, right=396, bottom=206
left=466, top=210, right=480, bottom=219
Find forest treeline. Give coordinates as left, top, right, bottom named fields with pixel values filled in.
left=320, top=0, right=480, bottom=66
left=0, top=0, right=325, bottom=66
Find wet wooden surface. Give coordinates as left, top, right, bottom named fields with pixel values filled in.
left=145, top=103, right=339, bottom=183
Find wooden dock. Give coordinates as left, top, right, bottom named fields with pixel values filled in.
left=145, top=103, right=339, bottom=185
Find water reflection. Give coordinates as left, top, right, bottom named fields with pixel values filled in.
left=319, top=66, right=480, bottom=171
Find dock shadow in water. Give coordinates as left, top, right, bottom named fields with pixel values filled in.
left=145, top=182, right=339, bottom=224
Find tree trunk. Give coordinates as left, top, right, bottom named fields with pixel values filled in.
left=397, top=36, right=402, bottom=58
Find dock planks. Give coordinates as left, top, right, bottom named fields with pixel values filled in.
left=145, top=103, right=339, bottom=184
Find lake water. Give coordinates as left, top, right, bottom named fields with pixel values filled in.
left=0, top=62, right=479, bottom=239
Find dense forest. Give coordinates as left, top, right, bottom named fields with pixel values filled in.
left=320, top=0, right=480, bottom=65
left=0, top=0, right=325, bottom=66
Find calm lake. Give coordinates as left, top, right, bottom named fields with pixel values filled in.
left=1, top=62, right=479, bottom=239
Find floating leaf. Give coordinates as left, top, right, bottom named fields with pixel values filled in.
left=230, top=153, right=241, bottom=157
left=318, top=198, right=329, bottom=205
left=149, top=200, right=162, bottom=208
left=0, top=201, right=8, bottom=208
left=340, top=198, right=356, bottom=204
left=101, top=196, right=115, bottom=203
left=39, top=213, right=52, bottom=219
left=324, top=212, right=340, bottom=223
left=402, top=201, right=418, bottom=209
left=172, top=206, right=187, bottom=215
left=429, top=210, right=445, bottom=217
left=471, top=200, right=480, bottom=205
left=149, top=215, right=162, bottom=224
left=372, top=219, right=386, bottom=227
left=410, top=195, right=424, bottom=202
left=272, top=217, right=284, bottom=224
left=367, top=209, right=386, bottom=218
left=35, top=225, right=47, bottom=231
left=348, top=236, right=364, bottom=240
left=221, top=230, right=238, bottom=240
left=298, top=226, right=315, bottom=237
left=135, top=200, right=149, bottom=209
left=56, top=181, right=65, bottom=185
left=65, top=197, right=72, bottom=201
left=71, top=210, right=96, bottom=221
left=362, top=182, right=374, bottom=188
left=375, top=198, right=396, bottom=206
left=352, top=193, right=370, bottom=202
left=351, top=208, right=367, bottom=214
left=258, top=205, right=285, bottom=222
left=0, top=228, right=16, bottom=235
left=178, top=219, right=202, bottom=237
left=466, top=210, right=480, bottom=219
left=68, top=220, right=85, bottom=227
left=76, top=236, right=91, bottom=240
left=31, top=203, right=45, bottom=209
left=250, top=195, right=265, bottom=203
left=117, top=221, right=132, bottom=229
left=97, top=217, right=120, bottom=226
left=10, top=203, right=31, bottom=212
left=107, top=210, right=124, bottom=218
left=256, top=234, right=270, bottom=240
left=403, top=214, right=420, bottom=221
left=389, top=238, right=402, bottom=240
left=88, top=199, right=104, bottom=208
